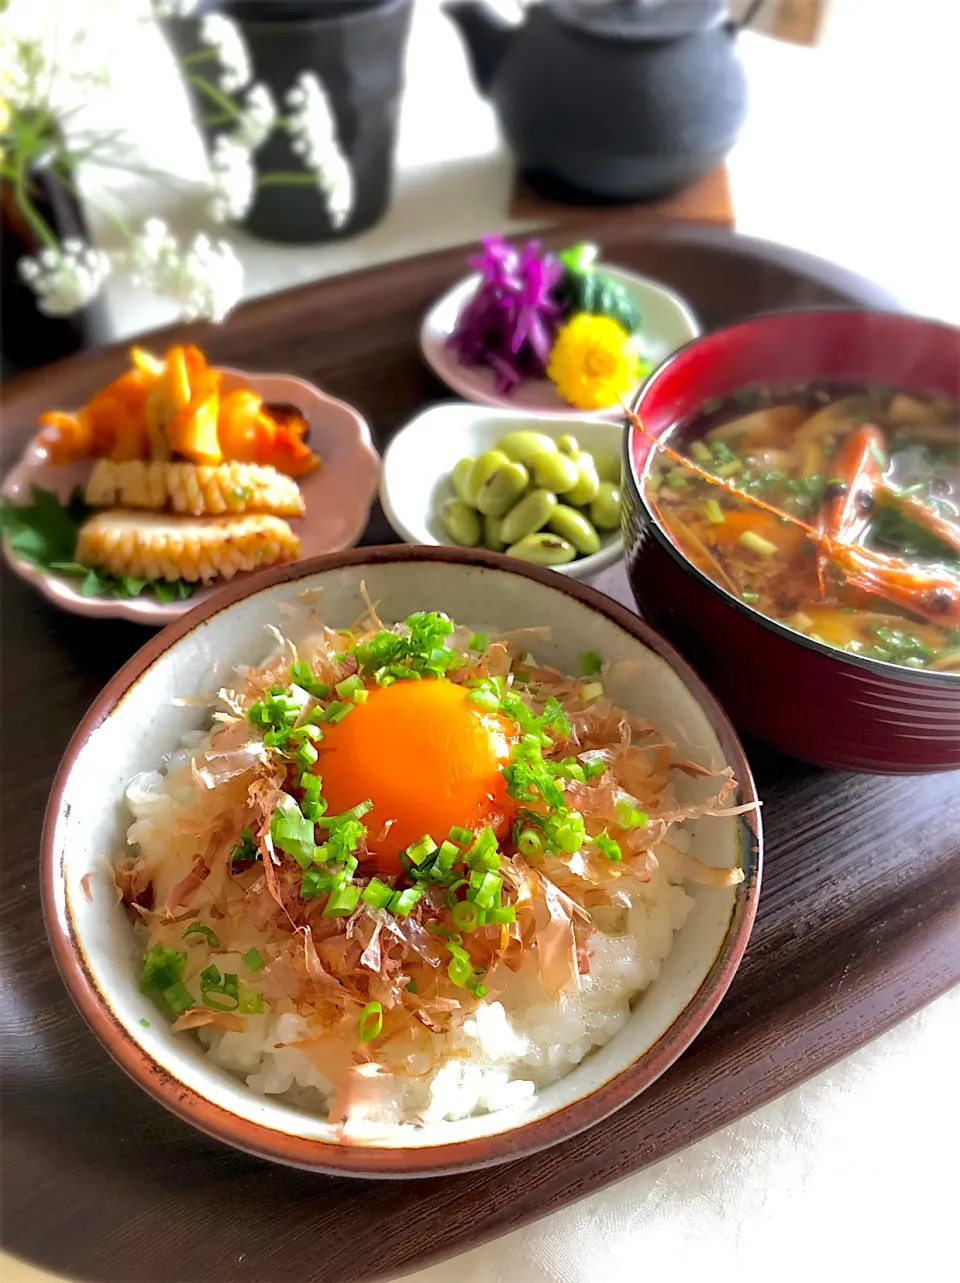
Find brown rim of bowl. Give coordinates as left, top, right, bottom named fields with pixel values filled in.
left=41, top=544, right=762, bottom=1179
left=622, top=310, right=960, bottom=688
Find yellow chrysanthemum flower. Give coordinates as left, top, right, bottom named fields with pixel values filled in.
left=547, top=313, right=640, bottom=411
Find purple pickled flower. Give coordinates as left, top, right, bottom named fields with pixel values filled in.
left=448, top=237, right=565, bottom=388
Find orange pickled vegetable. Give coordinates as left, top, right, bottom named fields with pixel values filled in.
left=166, top=370, right=223, bottom=466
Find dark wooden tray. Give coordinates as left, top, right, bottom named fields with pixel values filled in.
left=2, top=224, right=958, bottom=1283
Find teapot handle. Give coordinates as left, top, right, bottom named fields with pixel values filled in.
left=726, top=0, right=766, bottom=34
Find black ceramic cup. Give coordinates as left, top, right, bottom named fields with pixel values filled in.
left=166, top=0, right=412, bottom=244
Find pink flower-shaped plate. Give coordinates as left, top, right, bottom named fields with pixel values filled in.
left=1, top=370, right=380, bottom=626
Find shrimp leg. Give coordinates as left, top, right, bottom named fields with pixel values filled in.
left=816, top=423, right=887, bottom=592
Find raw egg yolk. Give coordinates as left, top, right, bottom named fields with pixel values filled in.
left=316, top=679, right=519, bottom=875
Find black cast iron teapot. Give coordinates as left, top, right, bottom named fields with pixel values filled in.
left=444, top=0, right=763, bottom=201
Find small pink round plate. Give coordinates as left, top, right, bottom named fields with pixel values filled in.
left=1, top=370, right=380, bottom=626
left=420, top=265, right=701, bottom=420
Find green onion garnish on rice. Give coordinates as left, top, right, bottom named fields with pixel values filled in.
left=139, top=944, right=187, bottom=994
left=358, top=1001, right=383, bottom=1042
left=182, top=921, right=220, bottom=948
left=162, top=982, right=195, bottom=1014
left=594, top=830, right=623, bottom=861
left=580, top=650, right=603, bottom=675
left=242, top=948, right=264, bottom=973
left=361, top=877, right=394, bottom=910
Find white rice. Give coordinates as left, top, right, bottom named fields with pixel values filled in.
left=126, top=729, right=695, bottom=1127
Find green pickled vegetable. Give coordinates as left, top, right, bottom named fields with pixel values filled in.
left=556, top=242, right=643, bottom=336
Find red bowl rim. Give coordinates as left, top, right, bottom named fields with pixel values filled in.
left=41, top=544, right=762, bottom=1179
left=624, top=306, right=960, bottom=688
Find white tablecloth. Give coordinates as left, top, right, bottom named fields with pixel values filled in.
left=4, top=1, right=959, bottom=1280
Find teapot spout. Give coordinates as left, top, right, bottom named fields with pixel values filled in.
left=443, top=1, right=515, bottom=96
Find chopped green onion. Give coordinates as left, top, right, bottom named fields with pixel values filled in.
left=465, top=826, right=500, bottom=870
left=389, top=886, right=424, bottom=917
left=242, top=948, right=264, bottom=973
left=467, top=687, right=501, bottom=713
left=139, top=945, right=187, bottom=994
left=738, top=530, right=778, bottom=557
left=448, top=825, right=473, bottom=846
left=690, top=440, right=713, bottom=464
left=358, top=1001, right=383, bottom=1042
left=447, top=953, right=472, bottom=986
left=468, top=981, right=489, bottom=998
left=741, top=590, right=759, bottom=604
left=406, top=834, right=438, bottom=867
left=472, top=871, right=502, bottom=911
left=715, top=459, right=743, bottom=478
left=316, top=799, right=374, bottom=827
left=293, top=741, right=319, bottom=768
left=182, top=922, right=220, bottom=948
left=541, top=696, right=571, bottom=736
left=270, top=793, right=316, bottom=868
left=230, top=827, right=258, bottom=866
left=139, top=1018, right=151, bottom=1028
left=162, top=981, right=195, bottom=1014
left=323, top=883, right=361, bottom=917
left=614, top=797, right=649, bottom=829
left=335, top=674, right=364, bottom=699
left=238, top=990, right=264, bottom=1014
left=594, top=830, right=623, bottom=861
left=300, top=868, right=324, bottom=900
left=581, top=757, right=607, bottom=780
left=580, top=650, right=603, bottom=676
left=319, top=700, right=354, bottom=724
left=488, top=905, right=516, bottom=925
left=450, top=900, right=483, bottom=931
left=445, top=878, right=471, bottom=909
left=434, top=840, right=460, bottom=876
left=406, top=978, right=419, bottom=994
left=200, top=968, right=239, bottom=1011
left=704, top=499, right=725, bottom=525
left=517, top=827, right=543, bottom=858
left=468, top=633, right=488, bottom=651
left=552, top=815, right=585, bottom=854
left=288, top=662, right=330, bottom=699
left=581, top=682, right=604, bottom=702
left=361, top=877, right=394, bottom=910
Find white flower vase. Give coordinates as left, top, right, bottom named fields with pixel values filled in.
left=164, top=0, right=413, bottom=244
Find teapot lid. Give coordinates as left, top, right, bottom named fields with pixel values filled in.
left=547, top=0, right=729, bottom=41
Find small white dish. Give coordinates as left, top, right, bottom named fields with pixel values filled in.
left=1, top=371, right=380, bottom=626
left=421, top=264, right=701, bottom=420
left=380, top=403, right=625, bottom=579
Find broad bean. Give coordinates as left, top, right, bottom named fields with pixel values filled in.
left=505, top=532, right=577, bottom=565
left=548, top=505, right=601, bottom=556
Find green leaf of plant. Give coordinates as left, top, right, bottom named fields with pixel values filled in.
left=2, top=485, right=196, bottom=603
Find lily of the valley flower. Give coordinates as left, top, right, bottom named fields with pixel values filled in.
left=284, top=71, right=354, bottom=229
left=129, top=218, right=243, bottom=323
left=208, top=134, right=255, bottom=222
left=17, top=239, right=111, bottom=316
left=198, top=13, right=252, bottom=95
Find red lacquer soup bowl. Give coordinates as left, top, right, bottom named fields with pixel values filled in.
left=622, top=308, right=960, bottom=774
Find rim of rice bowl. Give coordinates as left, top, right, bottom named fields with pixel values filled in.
left=42, top=547, right=761, bottom=1177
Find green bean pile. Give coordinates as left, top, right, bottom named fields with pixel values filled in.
left=440, top=431, right=622, bottom=565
